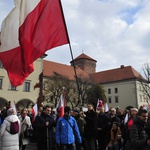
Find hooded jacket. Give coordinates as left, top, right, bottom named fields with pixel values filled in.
left=0, top=114, right=20, bottom=150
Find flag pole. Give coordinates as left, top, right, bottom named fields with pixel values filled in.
left=59, top=0, right=82, bottom=106
left=37, top=72, right=43, bottom=109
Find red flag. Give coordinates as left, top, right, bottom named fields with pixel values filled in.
left=96, top=99, right=103, bottom=108
left=0, top=0, right=69, bottom=87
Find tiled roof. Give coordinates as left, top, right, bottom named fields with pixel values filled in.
left=43, top=57, right=146, bottom=84
left=70, top=53, right=97, bottom=62
left=43, top=60, right=90, bottom=80
left=90, top=65, right=146, bottom=84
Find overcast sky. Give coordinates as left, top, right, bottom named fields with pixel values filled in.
left=0, top=0, right=150, bottom=75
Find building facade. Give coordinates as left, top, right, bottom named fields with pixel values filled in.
left=0, top=53, right=148, bottom=110
left=90, top=65, right=149, bottom=109
left=0, top=58, right=43, bottom=109
left=43, top=53, right=149, bottom=109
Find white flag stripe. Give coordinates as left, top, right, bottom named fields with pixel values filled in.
left=1, top=0, right=41, bottom=52
left=105, top=103, right=109, bottom=112
left=124, top=113, right=129, bottom=125
left=11, top=100, right=17, bottom=115
left=33, top=103, right=38, bottom=117
left=96, top=99, right=99, bottom=108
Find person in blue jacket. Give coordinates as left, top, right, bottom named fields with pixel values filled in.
left=55, top=106, right=82, bottom=150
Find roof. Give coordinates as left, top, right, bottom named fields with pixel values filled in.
left=43, top=60, right=90, bottom=80
left=90, top=65, right=146, bottom=84
left=70, top=53, right=97, bottom=63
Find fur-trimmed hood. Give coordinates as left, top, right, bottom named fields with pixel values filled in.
left=5, top=114, right=19, bottom=123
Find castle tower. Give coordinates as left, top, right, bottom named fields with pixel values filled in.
left=70, top=53, right=97, bottom=74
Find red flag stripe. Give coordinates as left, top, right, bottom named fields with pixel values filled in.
left=19, top=0, right=69, bottom=65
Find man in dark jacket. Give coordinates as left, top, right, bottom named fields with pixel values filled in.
left=130, top=109, right=150, bottom=150
left=146, top=111, right=150, bottom=139
left=72, top=109, right=86, bottom=150
left=97, top=106, right=109, bottom=150
left=35, top=105, right=55, bottom=150
left=83, top=103, right=97, bottom=150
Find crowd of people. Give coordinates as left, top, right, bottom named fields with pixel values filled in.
left=0, top=102, right=150, bottom=150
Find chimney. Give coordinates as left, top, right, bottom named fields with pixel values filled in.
left=120, top=65, right=124, bottom=68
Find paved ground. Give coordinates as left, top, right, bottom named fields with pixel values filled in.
left=0, top=141, right=37, bottom=150
left=26, top=142, right=37, bottom=150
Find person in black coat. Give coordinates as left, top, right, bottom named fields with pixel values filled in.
left=130, top=109, right=150, bottom=150
left=146, top=111, right=150, bottom=150
left=35, top=105, right=55, bottom=150
left=97, top=106, right=109, bottom=150
left=83, top=103, right=97, bottom=150
left=145, top=111, right=150, bottom=139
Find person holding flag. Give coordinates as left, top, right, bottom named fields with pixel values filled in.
left=34, top=105, right=56, bottom=150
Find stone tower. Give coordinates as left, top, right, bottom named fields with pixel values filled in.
left=70, top=53, right=97, bottom=74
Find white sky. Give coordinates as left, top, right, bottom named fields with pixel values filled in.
left=0, top=0, right=150, bottom=74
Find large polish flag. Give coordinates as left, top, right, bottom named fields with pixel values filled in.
left=0, top=0, right=69, bottom=87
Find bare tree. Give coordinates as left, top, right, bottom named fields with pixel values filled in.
left=43, top=73, right=77, bottom=106
left=140, top=62, right=150, bottom=104
left=43, top=74, right=74, bottom=106
left=76, top=74, right=94, bottom=106
left=43, top=72, right=107, bottom=108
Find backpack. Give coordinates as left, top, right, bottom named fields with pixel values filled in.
left=7, top=121, right=19, bottom=134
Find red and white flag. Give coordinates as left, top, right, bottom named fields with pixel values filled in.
left=0, top=0, right=69, bottom=87
left=124, top=113, right=129, bottom=125
left=96, top=99, right=103, bottom=108
left=104, top=102, right=109, bottom=112
left=56, top=94, right=64, bottom=118
left=32, top=103, right=38, bottom=123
